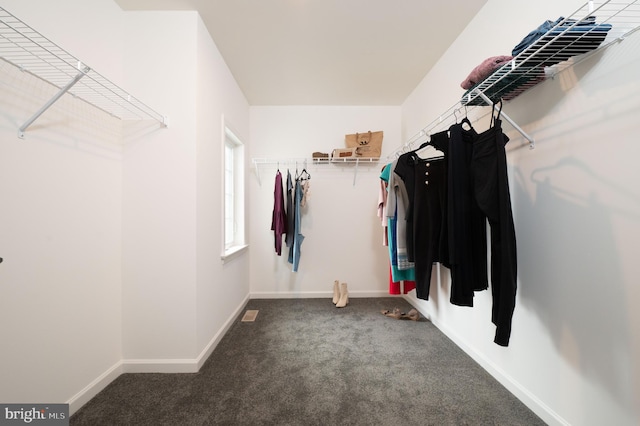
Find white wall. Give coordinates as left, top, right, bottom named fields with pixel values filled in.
left=121, top=10, right=199, bottom=363
left=0, top=0, right=251, bottom=414
left=402, top=0, right=640, bottom=425
left=194, top=16, right=251, bottom=359
left=249, top=106, right=401, bottom=298
left=3, top=0, right=638, bottom=423
left=0, top=0, right=125, bottom=408
left=121, top=9, right=251, bottom=368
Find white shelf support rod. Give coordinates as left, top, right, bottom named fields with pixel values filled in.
left=473, top=89, right=535, bottom=149
left=18, top=62, right=90, bottom=139
left=253, top=159, right=263, bottom=187
left=353, top=159, right=359, bottom=186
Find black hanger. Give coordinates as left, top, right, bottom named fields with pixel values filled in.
left=416, top=138, right=431, bottom=150
left=491, top=99, right=503, bottom=127
left=460, top=116, right=473, bottom=130
left=300, top=168, right=311, bottom=180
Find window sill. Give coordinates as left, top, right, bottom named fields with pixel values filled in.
left=221, top=244, right=249, bottom=263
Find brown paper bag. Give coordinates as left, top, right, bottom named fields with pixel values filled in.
left=345, top=130, right=383, bottom=158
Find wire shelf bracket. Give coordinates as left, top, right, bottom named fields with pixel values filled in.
left=474, top=89, right=536, bottom=149
left=17, top=61, right=89, bottom=138
left=0, top=6, right=168, bottom=138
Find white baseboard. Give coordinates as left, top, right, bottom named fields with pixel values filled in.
left=121, top=358, right=200, bottom=374
left=195, top=293, right=250, bottom=371
left=403, top=294, right=568, bottom=426
left=121, top=293, right=251, bottom=374
left=67, top=294, right=251, bottom=415
left=67, top=361, right=123, bottom=416
left=250, top=290, right=395, bottom=299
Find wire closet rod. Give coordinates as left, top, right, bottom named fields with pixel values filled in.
left=388, top=90, right=535, bottom=161
left=252, top=156, right=380, bottom=187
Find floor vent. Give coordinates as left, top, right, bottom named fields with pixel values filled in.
left=241, top=310, right=259, bottom=322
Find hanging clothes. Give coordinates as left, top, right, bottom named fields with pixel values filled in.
left=445, top=105, right=517, bottom=346
left=380, top=105, right=518, bottom=346
left=270, top=170, right=287, bottom=256
left=380, top=163, right=416, bottom=292
left=285, top=170, right=295, bottom=256
left=394, top=130, right=450, bottom=300
left=377, top=168, right=389, bottom=246
left=447, top=120, right=488, bottom=307
left=289, top=176, right=305, bottom=272
left=300, top=178, right=310, bottom=207
left=467, top=116, right=517, bottom=346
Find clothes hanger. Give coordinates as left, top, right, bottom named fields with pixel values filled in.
left=460, top=105, right=473, bottom=131
left=491, top=98, right=503, bottom=127
left=300, top=168, right=311, bottom=180
left=414, top=135, right=444, bottom=160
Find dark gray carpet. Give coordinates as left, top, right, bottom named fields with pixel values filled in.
left=71, top=298, right=545, bottom=425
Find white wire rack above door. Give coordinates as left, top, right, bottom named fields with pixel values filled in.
left=0, top=6, right=168, bottom=138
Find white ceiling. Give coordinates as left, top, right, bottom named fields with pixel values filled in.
left=115, top=0, right=487, bottom=105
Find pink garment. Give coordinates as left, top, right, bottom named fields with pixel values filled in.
left=460, top=55, right=514, bottom=89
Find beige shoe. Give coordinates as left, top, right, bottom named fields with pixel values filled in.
left=332, top=280, right=340, bottom=304
left=336, top=282, right=349, bottom=308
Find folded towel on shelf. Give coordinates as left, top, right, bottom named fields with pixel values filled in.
left=460, top=55, right=514, bottom=90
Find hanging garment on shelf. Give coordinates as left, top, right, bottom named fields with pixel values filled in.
left=300, top=178, right=310, bottom=207
left=385, top=161, right=413, bottom=271
left=270, top=170, right=287, bottom=256
left=285, top=170, right=294, bottom=249
left=393, top=154, right=417, bottom=262
left=289, top=177, right=305, bottom=272
left=467, top=116, right=517, bottom=347
left=447, top=119, right=489, bottom=307
left=377, top=169, right=388, bottom=246
left=394, top=130, right=450, bottom=300
left=380, top=163, right=415, bottom=284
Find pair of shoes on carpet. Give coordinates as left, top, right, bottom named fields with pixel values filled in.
left=332, top=280, right=349, bottom=308
left=381, top=308, right=420, bottom=321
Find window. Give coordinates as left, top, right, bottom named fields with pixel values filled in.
left=222, top=125, right=246, bottom=259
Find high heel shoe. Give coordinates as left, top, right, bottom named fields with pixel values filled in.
left=403, top=309, right=420, bottom=321
left=381, top=308, right=420, bottom=321
left=381, top=308, right=403, bottom=319
left=332, top=280, right=340, bottom=304
left=336, top=282, right=349, bottom=308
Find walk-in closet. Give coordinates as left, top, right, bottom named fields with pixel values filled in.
left=1, top=1, right=639, bottom=425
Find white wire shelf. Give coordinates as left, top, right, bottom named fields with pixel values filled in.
left=462, top=0, right=640, bottom=106
left=252, top=156, right=381, bottom=186
left=0, top=6, right=167, bottom=137
left=389, top=0, right=640, bottom=158
left=252, top=157, right=380, bottom=164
